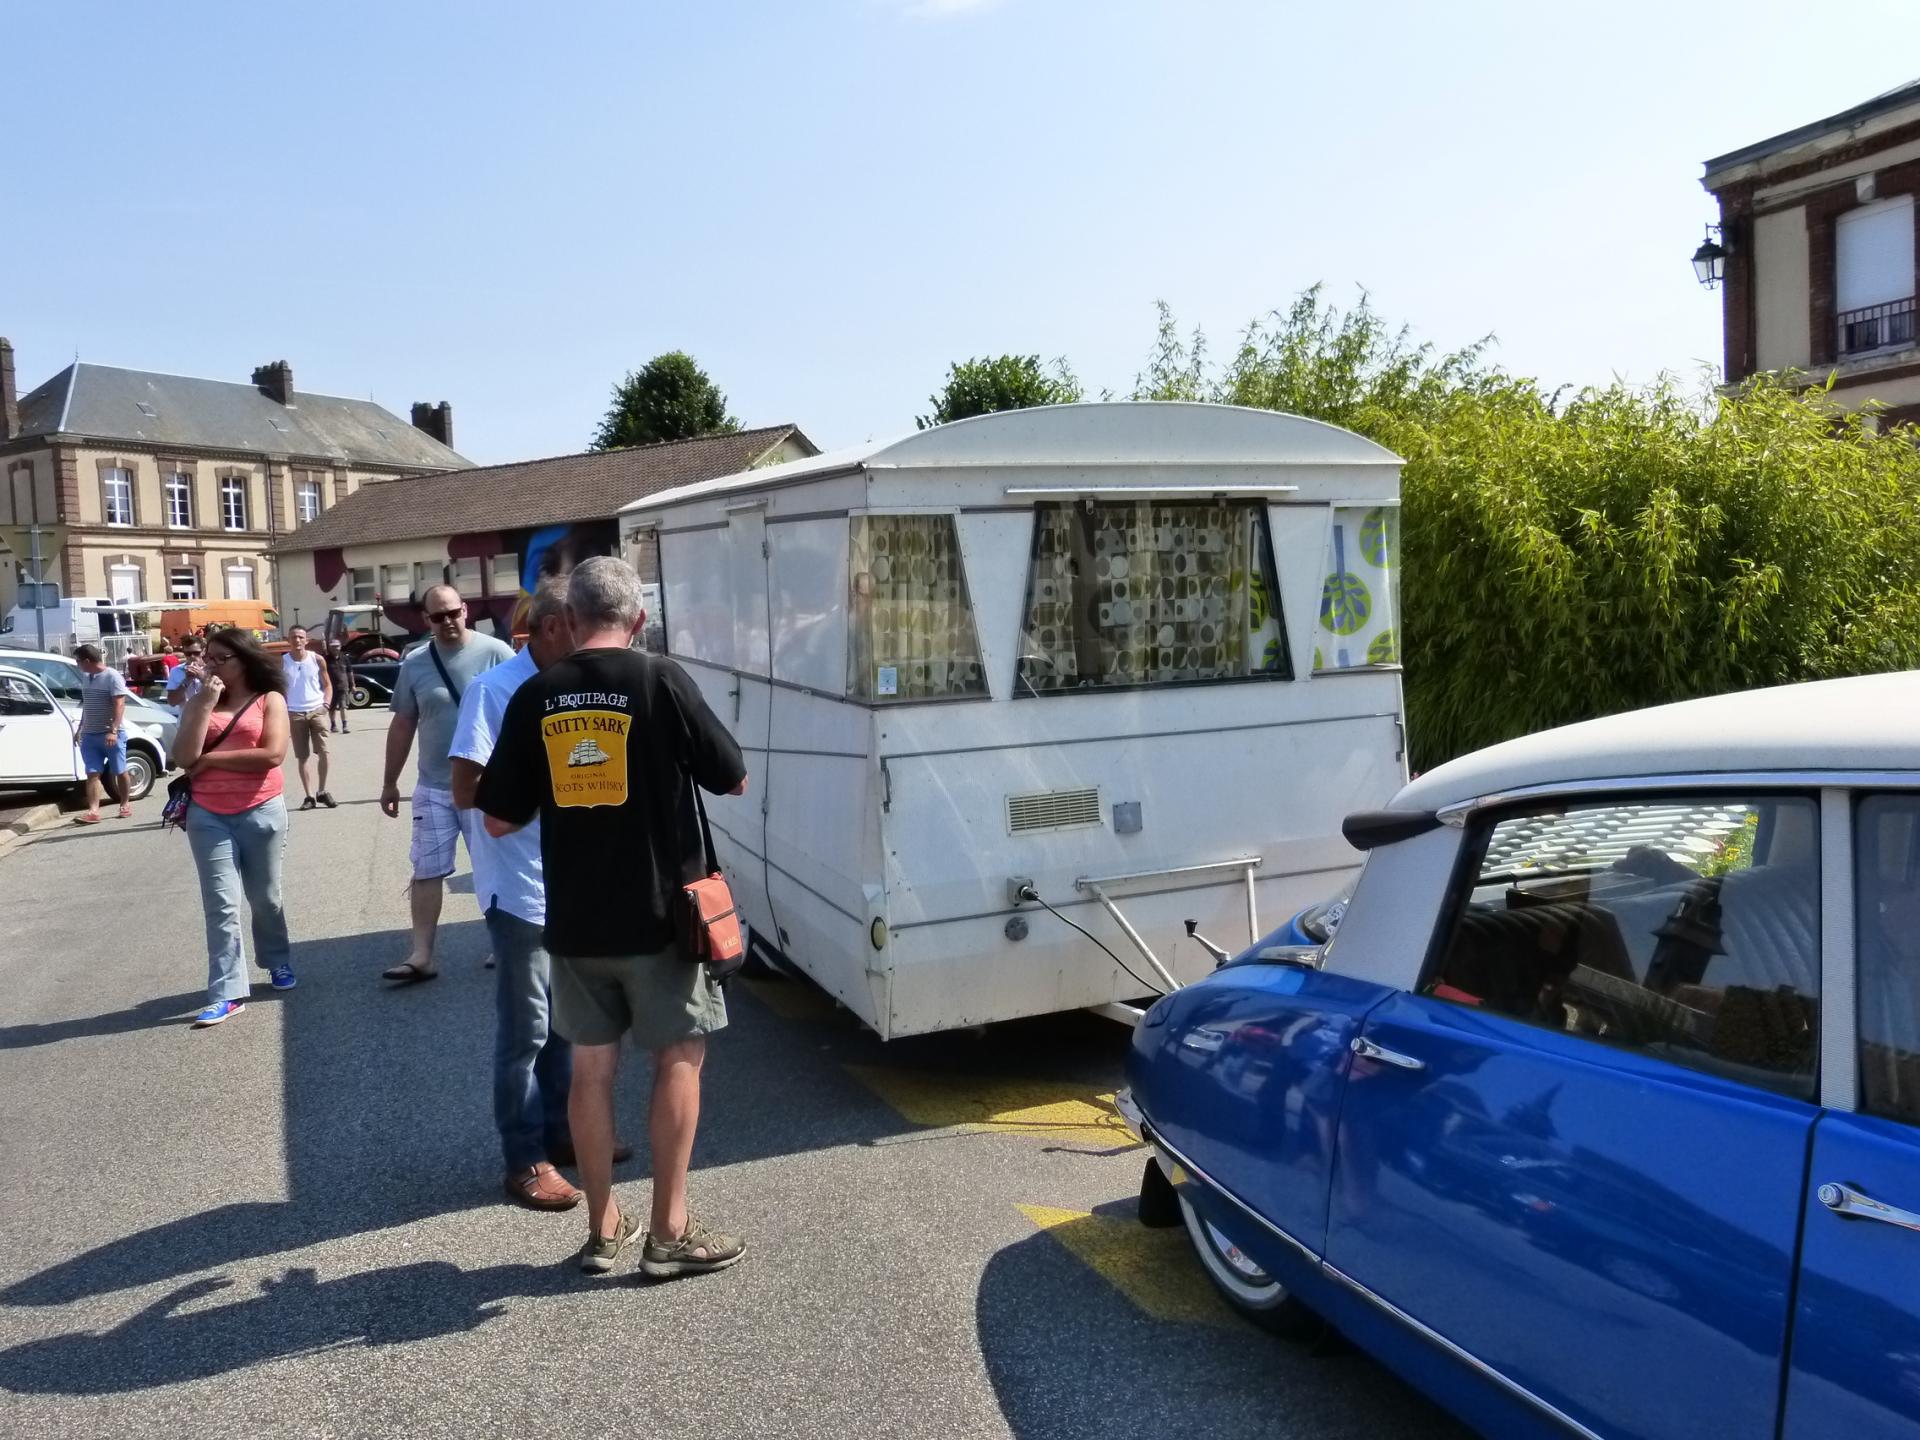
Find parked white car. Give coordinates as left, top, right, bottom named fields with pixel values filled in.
left=0, top=665, right=170, bottom=800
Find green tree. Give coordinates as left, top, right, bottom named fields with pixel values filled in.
left=917, top=354, right=1083, bottom=429
left=590, top=352, right=740, bottom=450
left=1133, top=290, right=1920, bottom=770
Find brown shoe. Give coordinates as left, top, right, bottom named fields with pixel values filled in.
left=504, top=1162, right=581, bottom=1211
left=549, top=1139, right=634, bottom=1168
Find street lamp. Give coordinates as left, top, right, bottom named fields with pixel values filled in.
left=1692, top=226, right=1729, bottom=289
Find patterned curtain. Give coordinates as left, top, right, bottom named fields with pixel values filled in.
left=848, top=514, right=987, bottom=701
left=1019, top=501, right=1286, bottom=692
left=1315, top=506, right=1399, bottom=671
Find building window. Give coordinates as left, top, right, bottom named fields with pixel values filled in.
left=489, top=553, right=521, bottom=596
left=220, top=476, right=248, bottom=531
left=1422, top=794, right=1820, bottom=1100
left=851, top=514, right=987, bottom=702
left=164, top=472, right=193, bottom=528
left=1837, top=195, right=1916, bottom=357
left=103, top=467, right=135, bottom=527
left=449, top=556, right=482, bottom=597
left=295, top=476, right=322, bottom=524
left=169, top=567, right=200, bottom=601
left=108, top=563, right=142, bottom=605
left=225, top=564, right=255, bottom=600
left=1017, top=500, right=1288, bottom=694
left=349, top=567, right=377, bottom=604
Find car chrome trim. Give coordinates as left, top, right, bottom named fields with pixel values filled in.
left=1137, top=1120, right=1322, bottom=1267
left=1819, top=788, right=1858, bottom=1111
left=1350, top=1036, right=1426, bottom=1070
left=1437, top=769, right=1920, bottom=826
left=1818, top=1182, right=1920, bottom=1233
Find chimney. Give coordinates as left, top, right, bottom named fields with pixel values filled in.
left=0, top=338, right=16, bottom=441
left=251, top=360, right=294, bottom=406
left=410, top=399, right=454, bottom=449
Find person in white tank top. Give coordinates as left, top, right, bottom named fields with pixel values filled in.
left=279, top=625, right=336, bottom=809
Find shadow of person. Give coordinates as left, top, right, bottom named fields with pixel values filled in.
left=0, top=991, right=210, bottom=1050
left=0, top=1261, right=564, bottom=1395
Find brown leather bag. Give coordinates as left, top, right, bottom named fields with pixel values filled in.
left=680, top=785, right=745, bottom=979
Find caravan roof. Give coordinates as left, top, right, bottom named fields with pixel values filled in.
left=619, top=402, right=1402, bottom=518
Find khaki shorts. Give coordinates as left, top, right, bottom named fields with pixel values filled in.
left=551, top=948, right=728, bottom=1050
left=288, top=709, right=329, bottom=761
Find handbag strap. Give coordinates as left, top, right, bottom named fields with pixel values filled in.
left=202, top=693, right=264, bottom=755
left=427, top=642, right=462, bottom=704
left=691, top=783, right=721, bottom=877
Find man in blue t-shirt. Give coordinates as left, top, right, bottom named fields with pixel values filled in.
left=73, top=644, right=131, bottom=824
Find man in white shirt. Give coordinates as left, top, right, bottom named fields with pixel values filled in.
left=280, top=625, right=335, bottom=810
left=449, top=579, right=588, bottom=1209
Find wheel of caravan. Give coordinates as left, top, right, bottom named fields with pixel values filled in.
left=121, top=745, right=158, bottom=802
left=1177, top=1192, right=1320, bottom=1338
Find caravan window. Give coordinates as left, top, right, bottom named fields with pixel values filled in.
left=1017, top=500, right=1288, bottom=694
left=1314, top=506, right=1400, bottom=672
left=848, top=514, right=987, bottom=702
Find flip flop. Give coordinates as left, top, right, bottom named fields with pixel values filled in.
left=381, top=961, right=440, bottom=986
left=117, top=806, right=133, bottom=819
left=72, top=814, right=102, bottom=826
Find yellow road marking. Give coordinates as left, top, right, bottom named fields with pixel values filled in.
left=844, top=1067, right=1140, bottom=1145
left=1018, top=1204, right=1236, bottom=1328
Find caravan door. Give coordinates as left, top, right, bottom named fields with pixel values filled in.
left=724, top=505, right=777, bottom=943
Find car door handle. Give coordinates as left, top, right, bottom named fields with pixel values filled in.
left=1350, top=1036, right=1426, bottom=1071
left=1818, top=1182, right=1920, bottom=1233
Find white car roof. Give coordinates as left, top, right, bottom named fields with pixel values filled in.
left=1397, top=670, right=1920, bottom=811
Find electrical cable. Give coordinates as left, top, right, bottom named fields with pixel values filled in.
left=1018, top=885, right=1170, bottom=999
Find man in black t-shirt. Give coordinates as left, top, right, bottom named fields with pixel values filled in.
left=478, top=557, right=749, bottom=1280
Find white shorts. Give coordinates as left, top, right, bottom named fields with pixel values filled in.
left=409, top=784, right=464, bottom=881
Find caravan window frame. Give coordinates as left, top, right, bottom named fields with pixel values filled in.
left=1013, top=497, right=1293, bottom=700
left=845, top=506, right=990, bottom=707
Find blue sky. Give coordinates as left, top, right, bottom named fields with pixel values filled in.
left=10, top=1, right=1920, bottom=462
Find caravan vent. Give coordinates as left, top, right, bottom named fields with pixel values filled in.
left=1007, top=787, right=1103, bottom=835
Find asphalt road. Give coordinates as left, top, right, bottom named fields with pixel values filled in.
left=0, top=711, right=1463, bottom=1440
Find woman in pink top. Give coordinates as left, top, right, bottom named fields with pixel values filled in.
left=173, top=629, right=293, bottom=1028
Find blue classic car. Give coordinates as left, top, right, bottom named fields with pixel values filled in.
left=1122, top=672, right=1920, bottom=1440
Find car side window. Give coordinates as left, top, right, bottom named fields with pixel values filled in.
left=15, top=658, right=81, bottom=702
left=1421, top=795, right=1821, bottom=1099
left=1854, top=794, right=1920, bottom=1127
left=0, top=675, right=55, bottom=717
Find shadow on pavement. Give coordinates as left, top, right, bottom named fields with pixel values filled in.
left=0, top=1263, right=567, bottom=1394
left=0, top=990, right=209, bottom=1049
left=974, top=1199, right=1464, bottom=1440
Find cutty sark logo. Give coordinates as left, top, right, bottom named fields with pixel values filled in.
left=540, top=708, right=630, bottom=807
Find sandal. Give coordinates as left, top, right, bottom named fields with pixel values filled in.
left=579, top=1212, right=641, bottom=1275
left=641, top=1216, right=747, bottom=1280
left=72, top=813, right=102, bottom=826
left=117, top=804, right=133, bottom=819
left=381, top=961, right=439, bottom=986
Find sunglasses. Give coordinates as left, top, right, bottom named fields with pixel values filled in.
left=426, top=607, right=463, bottom=624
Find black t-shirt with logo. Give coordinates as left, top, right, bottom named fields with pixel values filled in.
left=476, top=646, right=746, bottom=958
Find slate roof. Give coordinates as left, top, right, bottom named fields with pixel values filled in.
left=271, top=425, right=814, bottom=553
left=12, top=362, right=470, bottom=470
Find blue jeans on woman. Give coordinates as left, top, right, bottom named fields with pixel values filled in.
left=185, top=796, right=291, bottom=1002
left=487, top=905, right=572, bottom=1170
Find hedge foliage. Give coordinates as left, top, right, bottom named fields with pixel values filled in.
left=1134, top=290, right=1920, bottom=771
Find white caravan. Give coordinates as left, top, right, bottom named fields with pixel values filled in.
left=620, top=402, right=1408, bottom=1038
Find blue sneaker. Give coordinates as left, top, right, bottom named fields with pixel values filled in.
left=269, top=965, right=297, bottom=991
left=192, top=1000, right=244, bottom=1028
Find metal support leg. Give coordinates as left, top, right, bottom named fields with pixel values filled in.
left=1085, top=881, right=1183, bottom=995
left=1244, top=864, right=1260, bottom=947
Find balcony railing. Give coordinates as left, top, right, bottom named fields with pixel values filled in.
left=1838, top=296, right=1916, bottom=357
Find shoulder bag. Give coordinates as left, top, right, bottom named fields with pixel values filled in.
left=679, top=782, right=746, bottom=982
left=160, top=694, right=264, bottom=832
left=427, top=643, right=462, bottom=704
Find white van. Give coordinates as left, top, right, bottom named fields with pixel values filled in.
left=0, top=585, right=138, bottom=652
left=620, top=402, right=1409, bottom=1039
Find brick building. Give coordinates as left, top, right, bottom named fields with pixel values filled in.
left=1702, top=79, right=1920, bottom=420
left=0, top=339, right=468, bottom=615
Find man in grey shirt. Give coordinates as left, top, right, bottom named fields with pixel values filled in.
left=380, top=583, right=514, bottom=984
left=73, top=643, right=133, bottom=824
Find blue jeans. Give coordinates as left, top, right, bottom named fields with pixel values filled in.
left=488, top=905, right=572, bottom=1171
left=185, top=796, right=290, bottom=1003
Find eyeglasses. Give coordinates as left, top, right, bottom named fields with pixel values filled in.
left=426, top=608, right=463, bottom=624
left=206, top=652, right=237, bottom=667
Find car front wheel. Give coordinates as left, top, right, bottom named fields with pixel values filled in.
left=122, top=745, right=158, bottom=802
left=1177, top=1192, right=1320, bottom=1338
left=349, top=684, right=374, bottom=709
